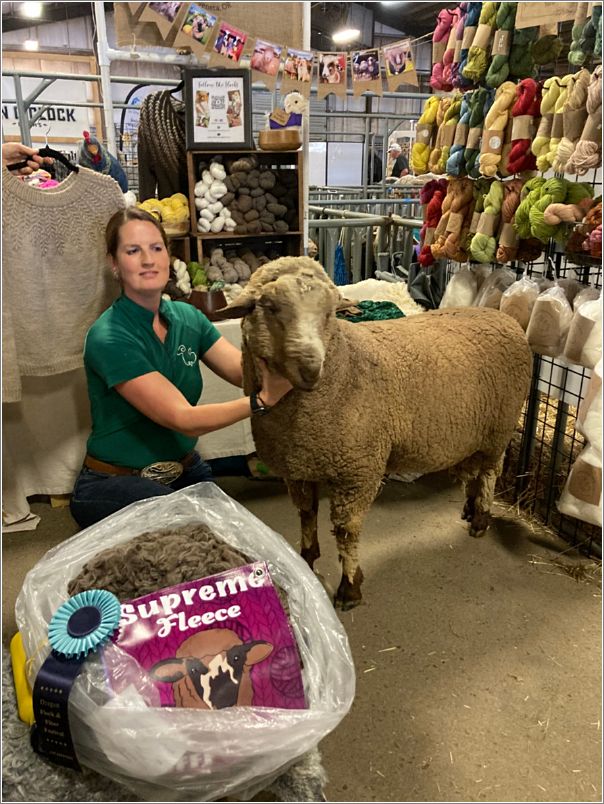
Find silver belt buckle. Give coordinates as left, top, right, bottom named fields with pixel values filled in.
left=139, top=461, right=184, bottom=485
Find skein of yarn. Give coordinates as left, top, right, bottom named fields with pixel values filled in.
left=455, top=1, right=482, bottom=87
left=431, top=177, right=474, bottom=261
left=439, top=7, right=462, bottom=90
left=448, top=2, right=468, bottom=87
left=431, top=7, right=458, bottom=88
left=541, top=74, right=576, bottom=170
left=565, top=65, right=602, bottom=175
left=531, top=77, right=562, bottom=164
left=470, top=180, right=504, bottom=262
left=595, top=4, right=603, bottom=58
left=569, top=5, right=598, bottom=66
left=509, top=25, right=538, bottom=79
left=485, top=2, right=517, bottom=88
left=442, top=178, right=476, bottom=261
left=507, top=78, right=541, bottom=174
left=552, top=69, right=591, bottom=173
left=496, top=178, right=524, bottom=262
left=479, top=81, right=516, bottom=177
left=462, top=1, right=498, bottom=84
left=568, top=3, right=590, bottom=65
left=528, top=177, right=568, bottom=242
left=411, top=96, right=441, bottom=174
left=435, top=95, right=463, bottom=173
left=446, top=92, right=472, bottom=175
left=531, top=34, right=564, bottom=66
left=427, top=97, right=453, bottom=173
left=419, top=179, right=448, bottom=266
left=464, top=88, right=492, bottom=177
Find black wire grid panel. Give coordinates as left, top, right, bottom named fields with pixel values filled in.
left=443, top=183, right=602, bottom=560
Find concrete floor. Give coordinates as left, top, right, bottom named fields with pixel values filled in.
left=2, top=473, right=602, bottom=803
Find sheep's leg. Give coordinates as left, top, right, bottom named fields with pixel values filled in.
left=286, top=480, right=320, bottom=568
left=329, top=479, right=382, bottom=610
left=467, top=454, right=505, bottom=537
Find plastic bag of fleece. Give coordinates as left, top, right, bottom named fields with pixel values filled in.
left=499, top=274, right=540, bottom=331
left=439, top=265, right=490, bottom=308
left=526, top=283, right=574, bottom=357
left=14, top=483, right=355, bottom=802
left=557, top=360, right=602, bottom=527
left=563, top=295, right=602, bottom=369
left=472, top=266, right=516, bottom=310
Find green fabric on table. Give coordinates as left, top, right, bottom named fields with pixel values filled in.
left=336, top=300, right=406, bottom=323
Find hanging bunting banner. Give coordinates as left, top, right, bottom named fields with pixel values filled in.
left=280, top=47, right=314, bottom=98
left=316, top=52, right=347, bottom=99
left=173, top=3, right=218, bottom=57
left=249, top=38, right=284, bottom=91
left=126, top=1, right=145, bottom=13
left=350, top=48, right=383, bottom=97
left=208, top=20, right=249, bottom=67
left=140, top=2, right=187, bottom=40
left=383, top=39, right=418, bottom=89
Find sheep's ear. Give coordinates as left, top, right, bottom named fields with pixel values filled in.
left=336, top=295, right=356, bottom=312
left=149, top=658, right=186, bottom=682
left=213, top=293, right=257, bottom=320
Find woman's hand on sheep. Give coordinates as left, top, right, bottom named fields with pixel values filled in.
left=259, top=360, right=293, bottom=407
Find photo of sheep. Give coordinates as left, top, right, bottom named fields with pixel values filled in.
left=250, top=39, right=283, bottom=77
left=180, top=4, right=216, bottom=45
left=147, top=1, right=180, bottom=23
left=283, top=48, right=314, bottom=83
left=318, top=52, right=346, bottom=84
left=213, top=22, right=246, bottom=62
left=383, top=40, right=415, bottom=77
left=351, top=49, right=380, bottom=82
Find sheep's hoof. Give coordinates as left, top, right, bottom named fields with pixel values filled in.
left=469, top=510, right=491, bottom=538
left=334, top=568, right=364, bottom=611
left=314, top=571, right=336, bottom=601
left=461, top=496, right=475, bottom=522
left=301, top=543, right=321, bottom=569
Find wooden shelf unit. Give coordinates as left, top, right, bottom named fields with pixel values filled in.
left=185, top=148, right=304, bottom=262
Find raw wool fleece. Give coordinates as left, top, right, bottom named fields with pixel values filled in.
left=337, top=279, right=424, bottom=316
left=1, top=167, right=124, bottom=402
left=66, top=523, right=326, bottom=801
left=222, top=257, right=532, bottom=608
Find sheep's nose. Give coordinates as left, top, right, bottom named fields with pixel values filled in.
left=298, top=363, right=322, bottom=388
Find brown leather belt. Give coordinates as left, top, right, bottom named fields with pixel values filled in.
left=84, top=451, right=196, bottom=477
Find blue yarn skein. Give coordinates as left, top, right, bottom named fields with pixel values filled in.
left=446, top=93, right=472, bottom=175
left=468, top=89, right=495, bottom=179
left=455, top=1, right=482, bottom=88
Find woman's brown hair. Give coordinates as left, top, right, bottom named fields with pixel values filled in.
left=105, top=207, right=169, bottom=258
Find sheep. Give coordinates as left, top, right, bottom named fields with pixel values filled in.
left=218, top=257, right=533, bottom=610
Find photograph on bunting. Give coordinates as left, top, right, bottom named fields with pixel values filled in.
left=281, top=47, right=314, bottom=96
left=209, top=21, right=247, bottom=66
left=383, top=39, right=418, bottom=88
left=351, top=49, right=382, bottom=96
left=184, top=68, right=253, bottom=149
left=141, top=1, right=184, bottom=39
left=317, top=52, right=347, bottom=98
left=250, top=38, right=283, bottom=90
left=177, top=3, right=217, bottom=49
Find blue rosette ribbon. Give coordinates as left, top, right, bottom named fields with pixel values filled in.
left=31, top=589, right=121, bottom=770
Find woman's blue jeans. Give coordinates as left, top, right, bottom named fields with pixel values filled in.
left=69, top=452, right=214, bottom=530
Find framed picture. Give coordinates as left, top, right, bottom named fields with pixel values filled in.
left=184, top=68, right=253, bottom=150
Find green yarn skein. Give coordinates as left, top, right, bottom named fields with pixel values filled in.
left=463, top=88, right=489, bottom=175
left=514, top=177, right=546, bottom=239
left=485, top=2, right=517, bottom=88
left=531, top=35, right=564, bottom=65
left=509, top=26, right=538, bottom=78
left=595, top=5, right=602, bottom=58
left=462, top=1, right=498, bottom=83
left=435, top=95, right=463, bottom=174
left=470, top=180, right=505, bottom=262
left=565, top=182, right=594, bottom=206
left=528, top=178, right=567, bottom=242
left=569, top=10, right=598, bottom=66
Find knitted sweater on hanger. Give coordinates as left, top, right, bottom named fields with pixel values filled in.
left=1, top=167, right=125, bottom=403
left=137, top=90, right=188, bottom=201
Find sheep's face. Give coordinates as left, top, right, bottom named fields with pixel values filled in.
left=246, top=272, right=338, bottom=390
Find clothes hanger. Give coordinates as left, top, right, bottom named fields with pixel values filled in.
left=6, top=127, right=79, bottom=174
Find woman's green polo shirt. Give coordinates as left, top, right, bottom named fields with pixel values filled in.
left=84, top=295, right=221, bottom=468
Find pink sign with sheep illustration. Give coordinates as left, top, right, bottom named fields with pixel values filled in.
left=109, top=562, right=306, bottom=710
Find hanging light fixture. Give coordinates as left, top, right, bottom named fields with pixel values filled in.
left=21, top=2, right=43, bottom=17
left=332, top=27, right=361, bottom=44
left=23, top=39, right=39, bottom=51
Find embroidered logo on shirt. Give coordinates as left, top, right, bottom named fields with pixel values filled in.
left=177, top=345, right=197, bottom=366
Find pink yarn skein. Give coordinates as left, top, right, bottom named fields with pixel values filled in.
left=430, top=8, right=457, bottom=90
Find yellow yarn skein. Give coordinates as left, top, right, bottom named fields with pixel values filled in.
left=462, top=2, right=499, bottom=83
left=532, top=77, right=562, bottom=161
left=479, top=81, right=517, bottom=177
left=428, top=97, right=453, bottom=173
left=435, top=95, right=463, bottom=174
left=537, top=74, right=574, bottom=171
left=411, top=96, right=440, bottom=174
